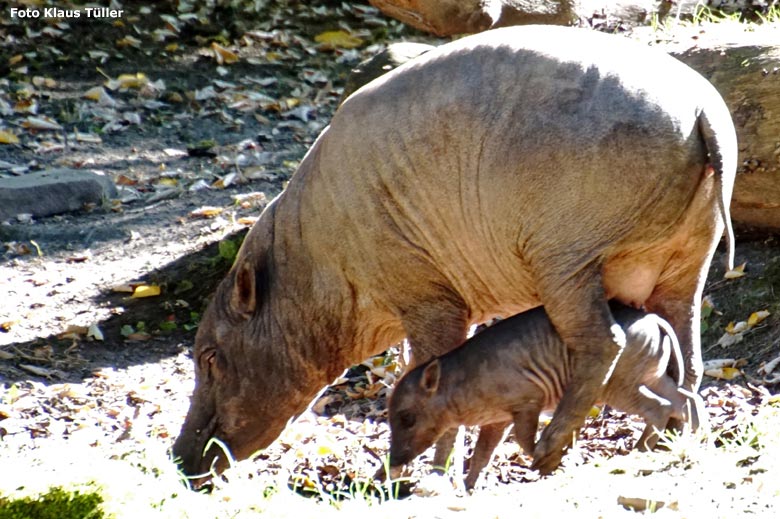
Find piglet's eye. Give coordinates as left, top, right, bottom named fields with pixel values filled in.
left=398, top=411, right=416, bottom=429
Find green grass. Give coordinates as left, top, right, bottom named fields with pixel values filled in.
left=0, top=487, right=103, bottom=519
left=648, top=0, right=780, bottom=36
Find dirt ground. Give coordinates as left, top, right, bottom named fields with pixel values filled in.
left=1, top=0, right=779, bottom=510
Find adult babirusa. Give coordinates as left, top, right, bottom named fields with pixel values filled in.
left=172, top=25, right=736, bottom=483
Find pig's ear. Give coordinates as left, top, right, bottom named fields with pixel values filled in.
left=230, top=260, right=256, bottom=319
left=420, top=360, right=440, bottom=395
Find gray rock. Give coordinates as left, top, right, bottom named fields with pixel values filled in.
left=0, top=169, right=117, bottom=221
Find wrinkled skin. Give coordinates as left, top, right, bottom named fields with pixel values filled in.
left=172, top=25, right=736, bottom=483
left=388, top=302, right=708, bottom=489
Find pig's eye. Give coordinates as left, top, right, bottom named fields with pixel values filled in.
left=398, top=410, right=416, bottom=429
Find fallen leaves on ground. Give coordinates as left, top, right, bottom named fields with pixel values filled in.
left=715, top=309, right=771, bottom=349
left=131, top=285, right=161, bottom=298
left=724, top=262, right=747, bottom=279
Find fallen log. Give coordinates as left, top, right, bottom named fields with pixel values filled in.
left=367, top=0, right=577, bottom=36
left=666, top=31, right=780, bottom=232
left=367, top=1, right=771, bottom=37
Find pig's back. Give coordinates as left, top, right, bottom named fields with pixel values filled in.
left=305, top=25, right=722, bottom=322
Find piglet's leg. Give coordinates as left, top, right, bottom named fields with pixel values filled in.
left=512, top=405, right=543, bottom=457
left=465, top=422, right=510, bottom=490
left=633, top=379, right=708, bottom=451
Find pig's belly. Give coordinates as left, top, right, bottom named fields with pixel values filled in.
left=459, top=408, right=515, bottom=427
left=602, top=247, right=672, bottom=309
left=457, top=246, right=669, bottom=325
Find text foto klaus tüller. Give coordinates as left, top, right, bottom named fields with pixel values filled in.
left=10, top=7, right=124, bottom=19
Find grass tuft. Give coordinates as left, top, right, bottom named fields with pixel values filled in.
left=0, top=486, right=104, bottom=519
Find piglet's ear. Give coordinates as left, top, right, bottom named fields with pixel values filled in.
left=420, top=360, right=440, bottom=395
left=230, top=260, right=256, bottom=319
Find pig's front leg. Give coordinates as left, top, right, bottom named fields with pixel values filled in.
left=531, top=265, right=625, bottom=474
left=400, top=290, right=470, bottom=474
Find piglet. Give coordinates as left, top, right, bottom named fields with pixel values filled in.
left=388, top=302, right=706, bottom=489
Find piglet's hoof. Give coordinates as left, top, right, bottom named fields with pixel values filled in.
left=372, top=464, right=403, bottom=482
left=531, top=438, right=566, bottom=475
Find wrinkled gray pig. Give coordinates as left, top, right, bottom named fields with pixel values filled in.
left=173, top=25, right=735, bottom=483
left=389, top=302, right=706, bottom=488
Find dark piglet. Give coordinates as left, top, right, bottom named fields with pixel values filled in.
left=389, top=302, right=706, bottom=489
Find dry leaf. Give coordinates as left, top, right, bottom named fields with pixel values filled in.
left=587, top=405, right=602, bottom=418
left=758, top=355, right=780, bottom=377
left=132, top=285, right=161, bottom=298
left=58, top=324, right=89, bottom=340
left=32, top=76, right=56, bottom=88
left=725, top=321, right=748, bottom=335
left=87, top=323, right=105, bottom=341
left=212, top=172, right=241, bottom=189
left=716, top=332, right=743, bottom=348
left=211, top=42, right=239, bottom=64
left=189, top=206, right=224, bottom=218
left=237, top=216, right=259, bottom=226
left=22, top=116, right=62, bottom=131
left=724, top=262, right=747, bottom=279
left=106, top=73, right=149, bottom=90
left=703, top=359, right=738, bottom=371
left=314, top=30, right=363, bottom=50
left=126, top=332, right=152, bottom=341
left=618, top=496, right=668, bottom=512
left=0, top=130, right=20, bottom=144
left=317, top=444, right=334, bottom=456
left=747, top=310, right=770, bottom=327
left=116, top=35, right=143, bottom=48
left=83, top=86, right=116, bottom=106
left=704, top=366, right=742, bottom=380
left=14, top=99, right=38, bottom=114
left=74, top=131, right=102, bottom=144
left=19, top=364, right=56, bottom=378
left=115, top=174, right=138, bottom=186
